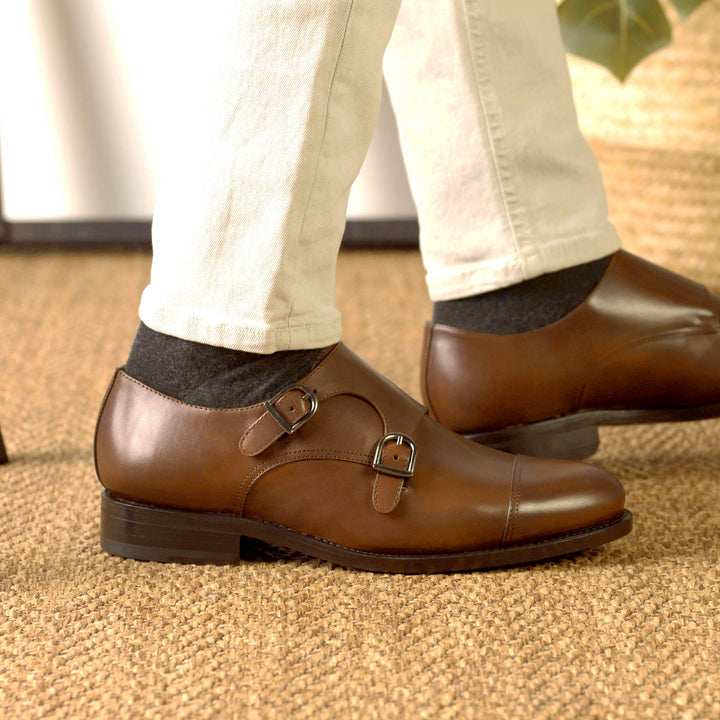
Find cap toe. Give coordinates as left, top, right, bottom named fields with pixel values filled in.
left=503, top=456, right=625, bottom=547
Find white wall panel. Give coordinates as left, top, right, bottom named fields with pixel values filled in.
left=0, top=1, right=416, bottom=222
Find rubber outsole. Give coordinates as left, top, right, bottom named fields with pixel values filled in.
left=467, top=402, right=720, bottom=459
left=100, top=490, right=633, bottom=574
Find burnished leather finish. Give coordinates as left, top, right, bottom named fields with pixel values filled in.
left=95, top=343, right=629, bottom=571
left=422, top=251, right=720, bottom=457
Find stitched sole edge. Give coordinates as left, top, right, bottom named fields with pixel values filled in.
left=100, top=490, right=632, bottom=574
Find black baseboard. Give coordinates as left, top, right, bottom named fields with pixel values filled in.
left=0, top=219, right=419, bottom=250
left=0, top=220, right=153, bottom=249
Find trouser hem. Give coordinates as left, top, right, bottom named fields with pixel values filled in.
left=139, top=302, right=342, bottom=354
left=426, top=223, right=622, bottom=302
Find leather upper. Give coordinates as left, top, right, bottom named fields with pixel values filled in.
left=95, top=343, right=624, bottom=555
left=422, top=251, right=720, bottom=433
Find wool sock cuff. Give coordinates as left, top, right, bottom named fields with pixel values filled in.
left=125, top=322, right=329, bottom=408
left=433, top=255, right=613, bottom=335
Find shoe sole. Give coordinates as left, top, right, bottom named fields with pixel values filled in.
left=100, top=490, right=632, bottom=574
left=467, top=402, right=720, bottom=460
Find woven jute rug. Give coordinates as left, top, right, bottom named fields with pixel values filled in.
left=1, top=247, right=718, bottom=720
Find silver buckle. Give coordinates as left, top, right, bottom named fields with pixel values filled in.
left=264, top=384, right=318, bottom=435
left=372, top=433, right=417, bottom=479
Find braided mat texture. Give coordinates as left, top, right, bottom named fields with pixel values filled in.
left=568, top=0, right=720, bottom=290
left=1, top=248, right=718, bottom=719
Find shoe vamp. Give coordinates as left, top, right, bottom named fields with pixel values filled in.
left=242, top=417, right=513, bottom=555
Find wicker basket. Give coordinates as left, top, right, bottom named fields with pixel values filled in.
left=566, top=0, right=720, bottom=289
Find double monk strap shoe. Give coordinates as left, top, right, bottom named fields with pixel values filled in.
left=422, top=250, right=720, bottom=459
left=94, top=344, right=630, bottom=573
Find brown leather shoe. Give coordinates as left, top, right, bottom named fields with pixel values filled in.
left=422, top=250, right=720, bottom=459
left=94, top=343, right=630, bottom=572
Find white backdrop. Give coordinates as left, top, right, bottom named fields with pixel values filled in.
left=0, top=0, right=417, bottom=222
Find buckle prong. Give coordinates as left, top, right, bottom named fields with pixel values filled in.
left=264, top=384, right=318, bottom=435
left=372, top=433, right=417, bottom=479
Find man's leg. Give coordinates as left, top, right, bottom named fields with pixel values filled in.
left=386, top=0, right=720, bottom=459
left=94, top=0, right=630, bottom=572
left=384, top=0, right=619, bottom=308
left=127, top=0, right=398, bottom=407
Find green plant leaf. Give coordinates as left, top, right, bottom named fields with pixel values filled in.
left=558, top=0, right=673, bottom=81
left=669, top=0, right=706, bottom=19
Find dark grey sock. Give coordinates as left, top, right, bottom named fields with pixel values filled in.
left=124, top=323, right=328, bottom=408
left=433, top=255, right=613, bottom=335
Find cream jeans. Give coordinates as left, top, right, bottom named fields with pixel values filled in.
left=140, top=0, right=620, bottom=353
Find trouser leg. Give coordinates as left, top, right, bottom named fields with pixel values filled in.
left=383, top=0, right=621, bottom=301
left=140, top=0, right=401, bottom=352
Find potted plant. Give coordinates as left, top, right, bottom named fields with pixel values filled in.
left=558, top=0, right=709, bottom=80
left=557, top=0, right=720, bottom=290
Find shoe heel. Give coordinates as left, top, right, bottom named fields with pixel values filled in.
left=470, top=418, right=600, bottom=460
left=100, top=490, right=244, bottom=564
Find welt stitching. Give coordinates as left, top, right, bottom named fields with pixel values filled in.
left=244, top=512, right=626, bottom=559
